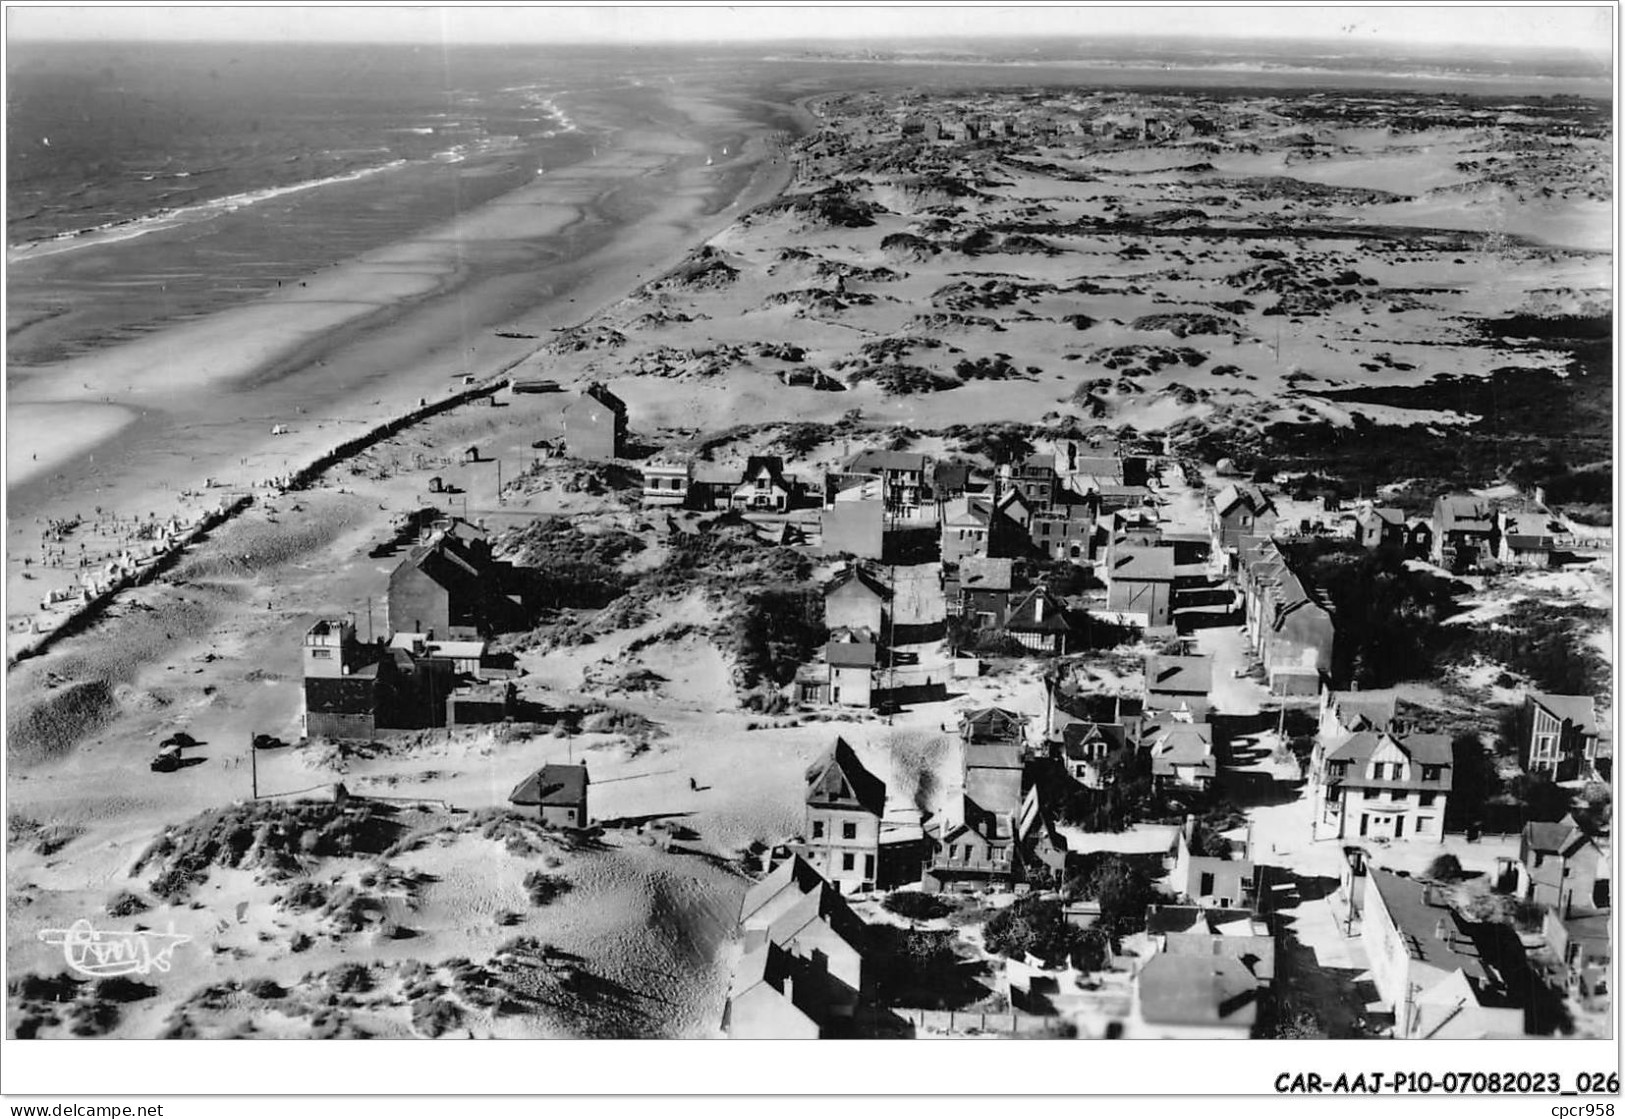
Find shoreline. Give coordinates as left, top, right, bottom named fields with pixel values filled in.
left=5, top=85, right=813, bottom=663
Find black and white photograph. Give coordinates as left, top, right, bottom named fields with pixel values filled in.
left=1, top=1, right=1617, bottom=1107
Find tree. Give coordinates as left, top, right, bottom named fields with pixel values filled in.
left=1199, top=829, right=1233, bottom=860
left=1503, top=773, right=1574, bottom=823
left=1069, top=926, right=1111, bottom=972
left=1426, top=853, right=1462, bottom=882
left=1081, top=855, right=1158, bottom=940
left=1447, top=732, right=1503, bottom=830
left=983, top=898, right=1080, bottom=967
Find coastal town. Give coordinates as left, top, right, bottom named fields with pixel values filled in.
left=6, top=75, right=1612, bottom=1043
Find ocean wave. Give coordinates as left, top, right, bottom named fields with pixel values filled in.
left=9, top=159, right=411, bottom=263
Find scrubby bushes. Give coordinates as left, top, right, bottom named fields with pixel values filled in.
left=983, top=898, right=1083, bottom=966
left=523, top=870, right=571, bottom=906
left=137, top=799, right=403, bottom=900
left=882, top=892, right=954, bottom=921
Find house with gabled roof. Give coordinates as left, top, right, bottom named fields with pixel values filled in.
left=824, top=565, right=891, bottom=635
left=1144, top=654, right=1213, bottom=720
left=1003, top=585, right=1076, bottom=654
left=1210, top=483, right=1277, bottom=555
left=1495, top=510, right=1564, bottom=568
left=1431, top=494, right=1496, bottom=570
left=1311, top=730, right=1451, bottom=842
left=1350, top=505, right=1407, bottom=550
left=508, top=763, right=590, bottom=828
left=1319, top=689, right=1400, bottom=744
left=803, top=737, right=886, bottom=891
left=728, top=854, right=871, bottom=1038
left=1520, top=691, right=1602, bottom=782
left=959, top=705, right=1026, bottom=747
left=730, top=455, right=794, bottom=513
left=1062, top=721, right=1129, bottom=789
left=1518, top=814, right=1604, bottom=917
left=387, top=521, right=522, bottom=640
left=923, top=793, right=1018, bottom=893
left=1146, top=721, right=1217, bottom=792
left=723, top=939, right=824, bottom=1039
left=563, top=382, right=628, bottom=461
left=1362, top=869, right=1526, bottom=1039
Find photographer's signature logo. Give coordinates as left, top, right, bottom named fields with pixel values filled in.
left=38, top=919, right=192, bottom=978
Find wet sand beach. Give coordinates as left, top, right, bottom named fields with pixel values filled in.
left=5, top=83, right=801, bottom=652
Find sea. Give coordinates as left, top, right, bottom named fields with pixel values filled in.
left=5, top=41, right=787, bottom=369
left=6, top=37, right=1608, bottom=372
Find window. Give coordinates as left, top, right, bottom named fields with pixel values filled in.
left=812, top=820, right=825, bottom=839
left=1422, top=765, right=1441, bottom=782
left=1419, top=792, right=1436, bottom=807
left=310, top=648, right=333, bottom=659
left=842, top=821, right=857, bottom=840
left=1199, top=872, right=1215, bottom=896
left=864, top=855, right=875, bottom=879
left=841, top=852, right=855, bottom=872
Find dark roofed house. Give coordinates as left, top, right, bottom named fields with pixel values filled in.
left=1352, top=506, right=1407, bottom=550
left=1146, top=722, right=1217, bottom=792
left=509, top=763, right=590, bottom=828
left=1362, top=868, right=1525, bottom=1039
left=563, top=382, right=628, bottom=461
left=387, top=521, right=521, bottom=640
left=1003, top=585, right=1076, bottom=655
left=1133, top=954, right=1261, bottom=1039
left=731, top=455, right=794, bottom=513
left=1062, top=721, right=1128, bottom=789
left=959, top=705, right=1026, bottom=746
left=844, top=449, right=927, bottom=511
left=804, top=737, right=887, bottom=892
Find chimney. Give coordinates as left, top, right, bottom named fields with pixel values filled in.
left=1434, top=917, right=1449, bottom=943
left=1034, top=594, right=1045, bottom=622
left=782, top=975, right=794, bottom=1006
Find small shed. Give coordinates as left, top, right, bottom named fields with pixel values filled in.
left=428, top=476, right=445, bottom=494
left=462, top=446, right=480, bottom=464
left=509, top=764, right=590, bottom=828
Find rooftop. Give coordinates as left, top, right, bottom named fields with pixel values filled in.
left=508, top=764, right=589, bottom=808
left=1137, top=953, right=1259, bottom=1029
left=1146, top=654, right=1213, bottom=695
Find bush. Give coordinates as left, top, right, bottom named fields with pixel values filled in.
left=882, top=892, right=954, bottom=921
left=245, top=978, right=286, bottom=1000
left=1078, top=856, right=1158, bottom=940
left=105, top=890, right=149, bottom=918
left=281, top=880, right=328, bottom=911
left=1070, top=926, right=1111, bottom=972
left=92, top=976, right=158, bottom=1003
left=522, top=871, right=571, bottom=906
left=1427, top=854, right=1463, bottom=882
left=411, top=997, right=465, bottom=1038
left=326, top=963, right=373, bottom=994
left=983, top=898, right=1080, bottom=967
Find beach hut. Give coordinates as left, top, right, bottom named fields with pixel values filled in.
left=462, top=446, right=480, bottom=464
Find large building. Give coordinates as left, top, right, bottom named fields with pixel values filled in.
left=802, top=738, right=887, bottom=892
left=1361, top=869, right=1525, bottom=1039
left=1210, top=483, right=1277, bottom=556
left=1519, top=691, right=1603, bottom=782
left=562, top=382, right=628, bottom=461
left=387, top=520, right=521, bottom=640
left=1311, top=730, right=1451, bottom=842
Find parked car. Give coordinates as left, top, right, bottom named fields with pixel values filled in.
left=150, top=743, right=184, bottom=773
left=252, top=733, right=285, bottom=750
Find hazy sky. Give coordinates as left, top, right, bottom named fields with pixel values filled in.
left=6, top=4, right=1613, bottom=51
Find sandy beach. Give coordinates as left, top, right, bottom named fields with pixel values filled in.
left=5, top=83, right=800, bottom=658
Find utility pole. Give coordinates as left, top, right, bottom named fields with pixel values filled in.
left=249, top=732, right=258, bottom=800
left=496, top=458, right=503, bottom=507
